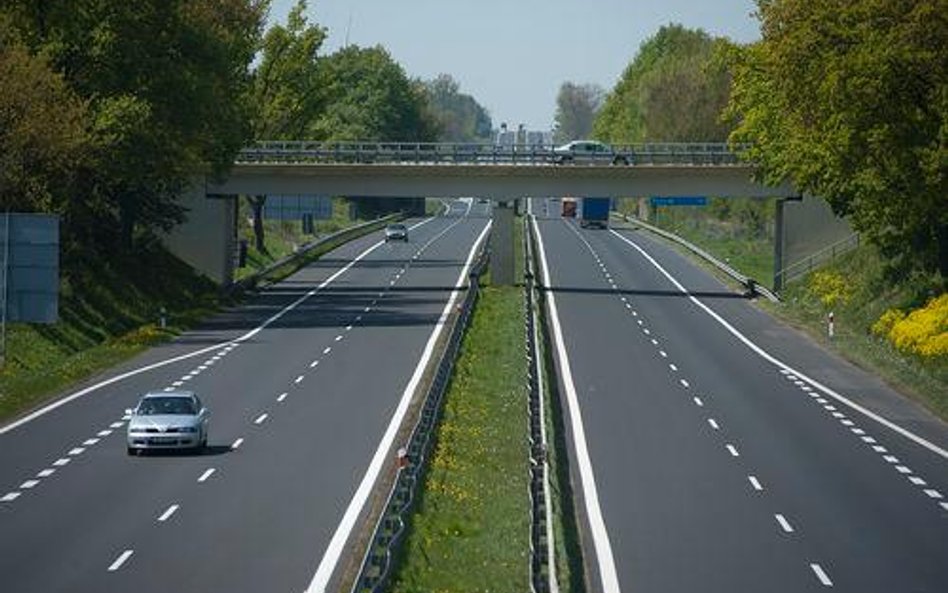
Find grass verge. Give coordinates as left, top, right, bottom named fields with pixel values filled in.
left=388, top=292, right=529, bottom=590
left=760, top=246, right=947, bottom=420
left=0, top=243, right=225, bottom=423
left=235, top=197, right=369, bottom=282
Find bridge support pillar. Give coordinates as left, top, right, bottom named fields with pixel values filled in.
left=491, top=201, right=516, bottom=286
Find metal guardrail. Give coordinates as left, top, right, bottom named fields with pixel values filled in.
left=524, top=217, right=558, bottom=593
left=775, top=232, right=859, bottom=287
left=228, top=214, right=399, bottom=293
left=616, top=214, right=780, bottom=303
left=351, top=244, right=490, bottom=593
left=237, top=141, right=747, bottom=167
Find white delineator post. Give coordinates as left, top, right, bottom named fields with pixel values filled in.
left=828, top=311, right=835, bottom=339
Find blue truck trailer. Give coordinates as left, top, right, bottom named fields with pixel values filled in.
left=580, top=197, right=611, bottom=229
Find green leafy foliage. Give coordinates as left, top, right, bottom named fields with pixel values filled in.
left=314, top=45, right=438, bottom=142
left=595, top=24, right=733, bottom=143
left=553, top=82, right=604, bottom=143
left=726, top=0, right=948, bottom=279
left=0, top=24, right=88, bottom=211
left=424, top=73, right=492, bottom=142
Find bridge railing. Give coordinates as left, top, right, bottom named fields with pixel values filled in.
left=236, top=141, right=748, bottom=166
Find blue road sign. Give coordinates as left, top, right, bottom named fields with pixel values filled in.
left=650, top=196, right=708, bottom=206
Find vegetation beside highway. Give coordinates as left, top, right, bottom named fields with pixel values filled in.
left=0, top=247, right=224, bottom=423
left=767, top=247, right=948, bottom=420
left=390, top=285, right=530, bottom=592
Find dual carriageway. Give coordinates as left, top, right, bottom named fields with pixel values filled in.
left=2, top=189, right=947, bottom=591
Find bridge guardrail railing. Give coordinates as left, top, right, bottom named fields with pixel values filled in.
left=350, top=242, right=490, bottom=593
left=524, top=216, right=558, bottom=593
left=237, top=141, right=749, bottom=167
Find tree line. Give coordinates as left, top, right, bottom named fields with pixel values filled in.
left=0, top=0, right=492, bottom=259
left=558, top=1, right=946, bottom=280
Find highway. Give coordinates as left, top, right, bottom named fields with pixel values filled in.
left=0, top=199, right=490, bottom=593
left=531, top=199, right=948, bottom=592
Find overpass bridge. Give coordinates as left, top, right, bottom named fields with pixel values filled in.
left=208, top=141, right=796, bottom=199
left=170, top=142, right=803, bottom=286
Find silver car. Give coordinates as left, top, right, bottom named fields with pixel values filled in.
left=553, top=140, right=630, bottom=165
left=385, top=223, right=409, bottom=242
left=126, top=391, right=209, bottom=455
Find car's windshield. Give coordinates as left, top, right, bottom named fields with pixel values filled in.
left=389, top=225, right=406, bottom=231
left=137, top=397, right=196, bottom=416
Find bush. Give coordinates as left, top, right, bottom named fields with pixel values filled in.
left=874, top=294, right=948, bottom=360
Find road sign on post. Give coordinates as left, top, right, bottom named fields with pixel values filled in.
left=0, top=213, right=60, bottom=366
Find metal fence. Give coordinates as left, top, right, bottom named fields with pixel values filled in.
left=524, top=217, right=557, bottom=592
left=775, top=232, right=860, bottom=288
left=237, top=141, right=748, bottom=167
left=350, top=245, right=490, bottom=593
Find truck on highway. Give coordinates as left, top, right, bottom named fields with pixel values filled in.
left=561, top=197, right=577, bottom=218
left=580, top=197, right=611, bottom=229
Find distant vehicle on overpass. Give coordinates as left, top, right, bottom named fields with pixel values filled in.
left=553, top=140, right=631, bottom=166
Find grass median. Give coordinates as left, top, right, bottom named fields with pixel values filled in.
left=389, top=284, right=530, bottom=592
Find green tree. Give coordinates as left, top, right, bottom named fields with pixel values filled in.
left=314, top=45, right=438, bottom=142
left=247, top=0, right=326, bottom=251
left=0, top=24, right=88, bottom=212
left=554, top=82, right=604, bottom=143
left=594, top=24, right=731, bottom=143
left=424, top=74, right=492, bottom=142
left=726, top=0, right=948, bottom=278
left=6, top=0, right=266, bottom=249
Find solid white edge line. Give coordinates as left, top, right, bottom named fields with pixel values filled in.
left=303, top=216, right=491, bottom=593
left=1, top=218, right=440, bottom=437
left=108, top=550, right=134, bottom=572
left=532, top=217, right=621, bottom=592
left=608, top=229, right=948, bottom=463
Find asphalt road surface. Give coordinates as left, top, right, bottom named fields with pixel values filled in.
left=531, top=198, right=948, bottom=593
left=0, top=199, right=490, bottom=593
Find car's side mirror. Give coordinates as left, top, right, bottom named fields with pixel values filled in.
left=200, top=408, right=209, bottom=417
left=125, top=408, right=134, bottom=416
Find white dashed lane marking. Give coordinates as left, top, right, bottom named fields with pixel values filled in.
left=323, top=347, right=332, bottom=355
left=295, top=375, right=304, bottom=385
left=748, top=476, right=763, bottom=491
left=157, top=504, right=179, bottom=522
left=726, top=444, right=740, bottom=457
left=231, top=438, right=244, bottom=450
left=37, top=469, right=55, bottom=478
left=108, top=550, right=133, bottom=572
left=1, top=492, right=21, bottom=502
left=68, top=447, right=84, bottom=456
left=707, top=418, right=720, bottom=430
left=775, top=514, right=795, bottom=533
left=254, top=413, right=268, bottom=425
left=277, top=392, right=288, bottom=403
left=19, top=480, right=39, bottom=489
left=693, top=397, right=704, bottom=407
left=197, top=468, right=216, bottom=483
left=53, top=458, right=70, bottom=467
left=810, top=563, right=833, bottom=587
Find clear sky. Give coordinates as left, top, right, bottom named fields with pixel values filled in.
left=268, top=0, right=761, bottom=131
